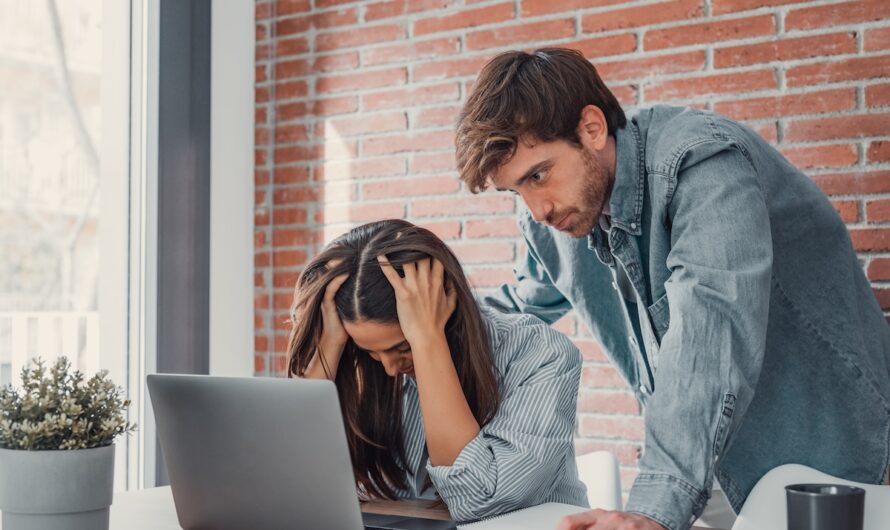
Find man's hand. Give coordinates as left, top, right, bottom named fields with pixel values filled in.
left=556, top=510, right=669, bottom=530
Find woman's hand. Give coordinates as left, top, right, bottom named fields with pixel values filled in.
left=377, top=256, right=457, bottom=350
left=306, top=269, right=349, bottom=380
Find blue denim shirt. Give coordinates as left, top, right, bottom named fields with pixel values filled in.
left=484, top=105, right=890, bottom=530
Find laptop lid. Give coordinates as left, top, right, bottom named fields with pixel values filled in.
left=147, top=374, right=365, bottom=530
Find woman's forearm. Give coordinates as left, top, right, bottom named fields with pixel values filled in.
left=412, top=334, right=480, bottom=466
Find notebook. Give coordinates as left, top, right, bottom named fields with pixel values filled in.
left=457, top=503, right=588, bottom=530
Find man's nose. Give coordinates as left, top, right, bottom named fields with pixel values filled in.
left=523, top=192, right=553, bottom=224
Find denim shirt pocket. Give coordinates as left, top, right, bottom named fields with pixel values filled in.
left=647, top=292, right=671, bottom=342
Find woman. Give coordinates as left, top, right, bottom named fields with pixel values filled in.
left=288, top=219, right=587, bottom=522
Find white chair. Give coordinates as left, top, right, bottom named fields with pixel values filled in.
left=575, top=450, right=623, bottom=511
left=732, top=464, right=890, bottom=530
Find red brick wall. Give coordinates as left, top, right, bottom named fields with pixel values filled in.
left=254, top=0, right=890, bottom=489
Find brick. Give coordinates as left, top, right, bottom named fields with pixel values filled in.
left=850, top=228, right=890, bottom=252
left=276, top=0, right=310, bottom=16
left=581, top=0, right=703, bottom=33
left=712, top=0, right=801, bottom=15
left=319, top=202, right=406, bottom=224
left=366, top=0, right=459, bottom=21
left=645, top=15, right=775, bottom=51
left=322, top=111, right=407, bottom=137
left=273, top=186, right=322, bottom=205
left=645, top=70, right=776, bottom=101
left=362, top=176, right=459, bottom=199
left=256, top=86, right=270, bottom=104
left=417, top=221, right=462, bottom=240
left=553, top=314, right=576, bottom=335
left=787, top=55, right=890, bottom=87
left=813, top=171, right=890, bottom=196
left=273, top=227, right=318, bottom=247
left=317, top=0, right=360, bottom=7
left=875, top=288, right=890, bottom=311
left=363, top=83, right=460, bottom=110
left=866, top=83, right=890, bottom=108
left=467, top=18, right=575, bottom=50
left=611, top=84, right=639, bottom=107
left=316, top=24, right=405, bottom=52
left=272, top=249, right=310, bottom=267
left=414, top=3, right=514, bottom=37
left=781, top=144, right=858, bottom=170
left=362, top=130, right=454, bottom=156
left=575, top=339, right=609, bottom=363
left=465, top=217, right=520, bottom=238
left=577, top=390, right=641, bottom=415
left=255, top=336, right=269, bottom=353
left=256, top=65, right=268, bottom=83
left=867, top=258, right=890, bottom=281
left=318, top=157, right=406, bottom=180
left=256, top=127, right=270, bottom=146
left=363, top=37, right=460, bottom=67
left=715, top=32, right=856, bottom=68
left=831, top=200, right=860, bottom=223
left=254, top=354, right=266, bottom=375
left=275, top=37, right=310, bottom=58
left=411, top=152, right=457, bottom=174
left=255, top=208, right=270, bottom=226
left=868, top=141, right=890, bottom=164
left=598, top=51, right=705, bottom=82
left=256, top=106, right=268, bottom=124
left=785, top=0, right=887, bottom=31
left=273, top=166, right=311, bottom=185
left=272, top=207, right=309, bottom=225
left=414, top=56, right=491, bottom=82
left=867, top=199, right=890, bottom=223
left=275, top=9, right=358, bottom=37
left=257, top=23, right=268, bottom=42
left=274, top=80, right=309, bottom=99
left=256, top=1, right=272, bottom=19
left=412, top=195, right=515, bottom=217
left=579, top=415, right=644, bottom=440
left=713, top=88, right=856, bottom=120
left=273, top=271, right=301, bottom=289
left=274, top=145, right=314, bottom=164
left=582, top=365, right=627, bottom=389
left=569, top=34, right=638, bottom=59
left=414, top=106, right=461, bottom=129
left=450, top=241, right=515, bottom=263
left=317, top=67, right=406, bottom=94
left=784, top=114, right=890, bottom=142
left=467, top=267, right=515, bottom=288
left=276, top=96, right=358, bottom=122
left=275, top=124, right=309, bottom=144
left=522, top=0, right=627, bottom=17
left=865, top=27, right=890, bottom=52
left=315, top=137, right=359, bottom=161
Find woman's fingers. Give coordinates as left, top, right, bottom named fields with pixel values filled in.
left=324, top=273, right=349, bottom=303
left=377, top=255, right=403, bottom=291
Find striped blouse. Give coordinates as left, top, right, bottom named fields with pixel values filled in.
left=392, top=305, right=588, bottom=523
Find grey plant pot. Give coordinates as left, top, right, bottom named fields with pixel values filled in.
left=0, top=444, right=115, bottom=530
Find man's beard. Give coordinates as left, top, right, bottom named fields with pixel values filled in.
left=547, top=147, right=612, bottom=238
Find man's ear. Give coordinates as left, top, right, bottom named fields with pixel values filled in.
left=577, top=104, right=609, bottom=151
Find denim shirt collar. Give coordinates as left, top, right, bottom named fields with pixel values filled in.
left=587, top=122, right=645, bottom=255
left=607, top=122, right=645, bottom=236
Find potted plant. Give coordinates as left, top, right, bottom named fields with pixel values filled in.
left=0, top=357, right=135, bottom=530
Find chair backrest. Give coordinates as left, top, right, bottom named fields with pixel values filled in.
left=733, top=464, right=890, bottom=530
left=575, top=451, right=623, bottom=511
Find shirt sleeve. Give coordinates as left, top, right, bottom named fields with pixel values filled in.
left=425, top=316, right=583, bottom=522
left=482, top=224, right=573, bottom=325
left=624, top=146, right=772, bottom=530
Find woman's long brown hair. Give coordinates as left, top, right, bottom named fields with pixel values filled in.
left=287, top=219, right=501, bottom=499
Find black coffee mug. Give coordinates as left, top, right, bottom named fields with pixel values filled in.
left=786, top=483, right=865, bottom=530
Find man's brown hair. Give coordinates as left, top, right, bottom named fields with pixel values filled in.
left=455, top=48, right=626, bottom=193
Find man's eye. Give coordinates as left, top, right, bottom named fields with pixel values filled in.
left=530, top=171, right=545, bottom=183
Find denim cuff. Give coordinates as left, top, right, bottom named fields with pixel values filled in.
left=624, top=473, right=708, bottom=530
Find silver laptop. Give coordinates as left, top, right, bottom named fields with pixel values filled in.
left=147, top=374, right=456, bottom=530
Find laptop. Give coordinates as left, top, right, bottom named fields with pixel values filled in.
left=147, top=374, right=456, bottom=530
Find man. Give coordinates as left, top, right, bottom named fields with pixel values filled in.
left=454, top=48, right=890, bottom=530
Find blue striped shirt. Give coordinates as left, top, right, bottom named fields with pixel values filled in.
left=392, top=306, right=588, bottom=522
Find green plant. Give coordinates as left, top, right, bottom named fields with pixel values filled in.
left=0, top=357, right=136, bottom=450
